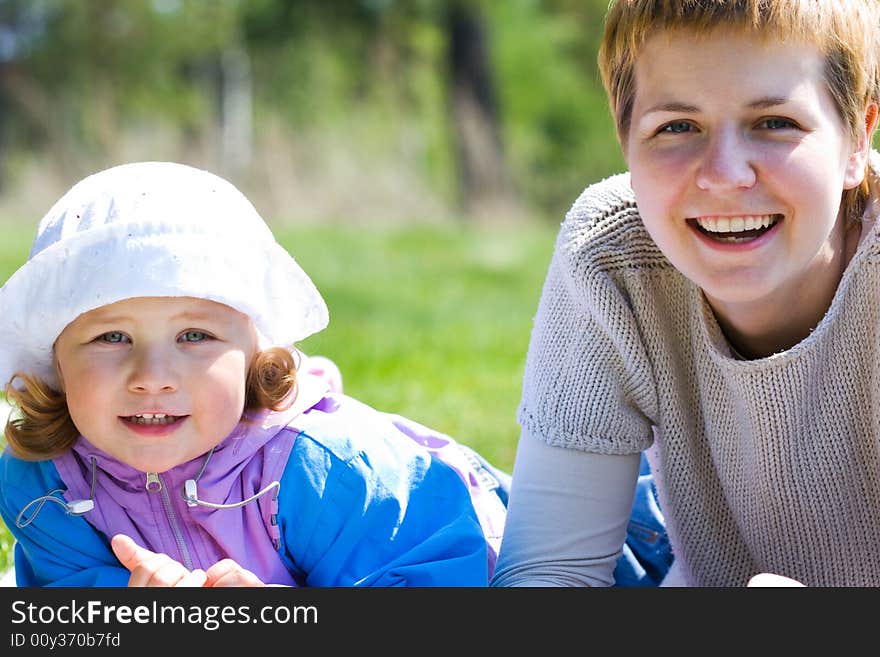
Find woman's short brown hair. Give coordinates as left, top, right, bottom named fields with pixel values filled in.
left=4, top=346, right=300, bottom=461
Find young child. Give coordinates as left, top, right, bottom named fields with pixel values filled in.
left=0, top=161, right=508, bottom=587
left=491, top=0, right=880, bottom=587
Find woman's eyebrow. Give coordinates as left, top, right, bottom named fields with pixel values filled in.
left=643, top=95, right=792, bottom=116
left=643, top=101, right=699, bottom=115
left=747, top=96, right=789, bottom=110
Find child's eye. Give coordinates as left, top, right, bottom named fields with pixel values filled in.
left=96, top=331, right=129, bottom=344
left=758, top=117, right=797, bottom=130
left=179, top=330, right=211, bottom=343
left=658, top=121, right=695, bottom=134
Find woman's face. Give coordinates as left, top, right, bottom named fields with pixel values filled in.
left=624, top=28, right=873, bottom=332
left=54, top=296, right=257, bottom=473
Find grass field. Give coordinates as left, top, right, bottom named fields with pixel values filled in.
left=0, top=219, right=560, bottom=574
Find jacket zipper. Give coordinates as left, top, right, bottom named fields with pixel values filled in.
left=145, top=472, right=194, bottom=570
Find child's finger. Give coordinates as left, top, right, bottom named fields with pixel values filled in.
left=176, top=569, right=208, bottom=588
left=111, top=534, right=156, bottom=572
left=205, top=559, right=265, bottom=587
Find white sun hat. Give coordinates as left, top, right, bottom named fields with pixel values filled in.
left=0, top=161, right=329, bottom=389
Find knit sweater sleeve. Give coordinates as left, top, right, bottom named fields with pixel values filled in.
left=518, top=173, right=660, bottom=454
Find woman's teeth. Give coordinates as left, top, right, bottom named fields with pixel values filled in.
left=694, top=214, right=779, bottom=242
left=128, top=413, right=178, bottom=426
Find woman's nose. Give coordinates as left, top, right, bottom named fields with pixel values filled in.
left=694, top=128, right=757, bottom=191
left=127, top=346, right=178, bottom=394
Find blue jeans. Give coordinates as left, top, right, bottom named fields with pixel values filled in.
left=612, top=452, right=673, bottom=586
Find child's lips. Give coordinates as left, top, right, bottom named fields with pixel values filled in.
left=119, top=413, right=189, bottom=435
left=120, top=413, right=188, bottom=428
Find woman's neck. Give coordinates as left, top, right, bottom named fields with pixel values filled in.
left=708, top=220, right=862, bottom=360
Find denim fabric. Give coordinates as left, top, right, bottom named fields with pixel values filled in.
left=613, top=452, right=673, bottom=587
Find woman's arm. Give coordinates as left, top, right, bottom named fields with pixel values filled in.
left=490, top=429, right=640, bottom=587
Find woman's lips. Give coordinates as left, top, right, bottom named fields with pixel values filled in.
left=687, top=213, right=783, bottom=249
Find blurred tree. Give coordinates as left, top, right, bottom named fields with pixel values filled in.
left=0, top=0, right=57, bottom=189
left=445, top=0, right=510, bottom=217
left=0, top=0, right=242, bottom=177
left=487, top=0, right=624, bottom=218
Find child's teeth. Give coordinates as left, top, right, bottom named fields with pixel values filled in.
left=130, top=413, right=175, bottom=425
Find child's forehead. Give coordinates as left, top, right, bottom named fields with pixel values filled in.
left=75, top=296, right=248, bottom=324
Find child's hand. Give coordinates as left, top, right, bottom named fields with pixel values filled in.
left=111, top=534, right=208, bottom=587
left=203, top=559, right=266, bottom=587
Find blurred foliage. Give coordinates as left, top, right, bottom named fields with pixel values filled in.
left=0, top=0, right=625, bottom=222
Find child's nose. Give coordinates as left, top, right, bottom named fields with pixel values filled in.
left=127, top=346, right=178, bottom=394
left=694, top=128, right=757, bottom=191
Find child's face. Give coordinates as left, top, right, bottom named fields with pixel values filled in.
left=624, top=28, right=873, bottom=321
left=54, top=296, right=258, bottom=473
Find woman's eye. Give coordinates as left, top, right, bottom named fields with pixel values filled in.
left=97, top=331, right=128, bottom=344
left=180, top=330, right=210, bottom=343
left=759, top=117, right=796, bottom=130
left=659, top=121, right=694, bottom=134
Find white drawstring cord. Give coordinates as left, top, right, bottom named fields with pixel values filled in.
left=182, top=447, right=280, bottom=509
left=15, top=456, right=97, bottom=528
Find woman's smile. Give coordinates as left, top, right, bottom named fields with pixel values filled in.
left=687, top=213, right=783, bottom=250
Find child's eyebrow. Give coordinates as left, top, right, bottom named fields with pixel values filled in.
left=84, top=310, right=217, bottom=324
left=170, top=311, right=216, bottom=322
left=83, top=314, right=129, bottom=325
left=171, top=310, right=223, bottom=322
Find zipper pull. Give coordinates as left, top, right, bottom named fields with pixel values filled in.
left=145, top=472, right=162, bottom=493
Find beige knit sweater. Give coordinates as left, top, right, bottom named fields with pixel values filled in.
left=517, top=164, right=880, bottom=586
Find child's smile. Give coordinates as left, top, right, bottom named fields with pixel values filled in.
left=121, top=412, right=188, bottom=436
left=624, top=27, right=875, bottom=355
left=125, top=412, right=184, bottom=427
left=54, top=296, right=258, bottom=473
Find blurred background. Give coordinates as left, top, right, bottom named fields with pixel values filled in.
left=0, top=0, right=623, bottom=223
left=0, top=0, right=626, bottom=572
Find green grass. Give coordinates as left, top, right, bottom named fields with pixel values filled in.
left=0, top=220, right=559, bottom=574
